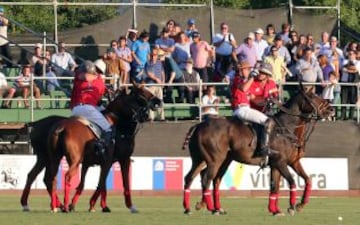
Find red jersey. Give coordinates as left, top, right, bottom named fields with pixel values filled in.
left=231, top=76, right=251, bottom=109
left=70, top=72, right=106, bottom=109
left=250, top=79, right=278, bottom=111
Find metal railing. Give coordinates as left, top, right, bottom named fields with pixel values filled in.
left=1, top=75, right=359, bottom=123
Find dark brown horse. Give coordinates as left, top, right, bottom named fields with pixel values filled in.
left=182, top=84, right=334, bottom=216
left=19, top=84, right=160, bottom=212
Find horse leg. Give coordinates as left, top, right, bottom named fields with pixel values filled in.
left=290, top=161, right=311, bottom=212
left=183, top=160, right=205, bottom=214
left=201, top=162, right=224, bottom=213
left=20, top=158, right=45, bottom=211
left=63, top=163, right=79, bottom=213
left=45, top=158, right=61, bottom=212
left=119, top=158, right=138, bottom=213
left=268, top=168, right=283, bottom=216
left=276, top=164, right=297, bottom=216
left=212, top=156, right=232, bottom=215
left=89, top=162, right=112, bottom=213
left=69, top=164, right=89, bottom=212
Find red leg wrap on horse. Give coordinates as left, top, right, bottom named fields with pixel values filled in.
left=51, top=191, right=57, bottom=210
left=302, top=182, right=312, bottom=204
left=56, top=195, right=62, bottom=208
left=203, top=190, right=214, bottom=211
left=90, top=189, right=101, bottom=207
left=100, top=190, right=107, bottom=208
left=124, top=190, right=132, bottom=208
left=71, top=189, right=82, bottom=206
left=64, top=181, right=71, bottom=209
left=183, top=189, right=191, bottom=210
left=268, top=193, right=278, bottom=213
left=290, top=184, right=297, bottom=206
left=213, top=189, right=221, bottom=210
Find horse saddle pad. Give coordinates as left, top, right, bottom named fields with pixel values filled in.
left=71, top=116, right=102, bottom=139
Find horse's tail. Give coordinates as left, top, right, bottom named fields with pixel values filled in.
left=182, top=124, right=199, bottom=150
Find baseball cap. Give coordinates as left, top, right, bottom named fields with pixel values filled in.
left=127, top=28, right=138, bottom=34
left=255, top=28, right=264, bottom=34
left=0, top=7, right=4, bottom=14
left=274, top=34, right=282, bottom=41
left=187, top=18, right=195, bottom=25
left=192, top=31, right=200, bottom=38
left=247, top=32, right=255, bottom=40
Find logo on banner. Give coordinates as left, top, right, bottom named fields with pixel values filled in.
left=152, top=159, right=183, bottom=190
left=222, top=163, right=245, bottom=190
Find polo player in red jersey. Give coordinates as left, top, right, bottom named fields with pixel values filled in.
left=231, top=61, right=277, bottom=163
left=70, top=59, right=113, bottom=158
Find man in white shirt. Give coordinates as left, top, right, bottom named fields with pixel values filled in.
left=0, top=6, right=12, bottom=67
left=253, top=28, right=268, bottom=62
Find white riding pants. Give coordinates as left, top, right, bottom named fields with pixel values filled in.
left=233, top=105, right=268, bottom=125
left=72, top=104, right=112, bottom=132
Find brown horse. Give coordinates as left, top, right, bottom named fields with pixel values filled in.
left=20, top=84, right=160, bottom=212
left=182, top=84, right=334, bottom=216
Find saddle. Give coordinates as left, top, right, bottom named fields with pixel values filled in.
left=71, top=116, right=102, bottom=139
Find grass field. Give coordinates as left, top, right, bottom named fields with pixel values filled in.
left=0, top=194, right=359, bottom=225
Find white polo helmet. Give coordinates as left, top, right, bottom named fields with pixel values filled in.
left=94, top=59, right=106, bottom=74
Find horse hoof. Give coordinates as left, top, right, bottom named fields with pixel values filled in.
left=184, top=209, right=192, bottom=215
left=69, top=204, right=75, bottom=212
left=62, top=208, right=69, bottom=213
left=287, top=208, right=295, bottom=216
left=51, top=208, right=58, bottom=213
left=273, top=211, right=285, bottom=216
left=89, top=207, right=96, bottom=213
left=218, top=208, right=227, bottom=215
left=102, top=206, right=111, bottom=213
left=22, top=205, right=30, bottom=212
left=129, top=206, right=139, bottom=213
left=296, top=203, right=304, bottom=212
left=195, top=201, right=206, bottom=211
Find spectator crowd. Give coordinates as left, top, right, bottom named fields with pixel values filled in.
left=1, top=15, right=360, bottom=121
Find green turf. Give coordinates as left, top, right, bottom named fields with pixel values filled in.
left=0, top=195, right=359, bottom=225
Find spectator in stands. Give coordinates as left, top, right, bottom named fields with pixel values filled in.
left=344, top=41, right=358, bottom=58
left=286, top=30, right=298, bottom=63
left=340, top=50, right=359, bottom=120
left=295, top=47, right=323, bottom=90
left=2, top=64, right=41, bottom=109
left=34, top=49, right=63, bottom=95
left=264, top=46, right=286, bottom=84
left=265, top=34, right=291, bottom=66
left=322, top=71, right=338, bottom=105
left=31, top=43, right=43, bottom=66
left=126, top=29, right=138, bottom=49
left=233, top=32, right=258, bottom=68
left=184, top=18, right=198, bottom=41
left=183, top=58, right=200, bottom=104
left=116, top=36, right=132, bottom=90
left=253, top=28, right=268, bottom=62
left=144, top=49, right=165, bottom=121
left=318, top=54, right=334, bottom=95
left=104, top=47, right=125, bottom=89
left=265, top=24, right=276, bottom=45
left=0, top=6, right=12, bottom=67
left=318, top=32, right=330, bottom=52
left=190, top=31, right=214, bottom=91
left=173, top=31, right=191, bottom=70
left=277, top=22, right=291, bottom=45
left=131, top=30, right=151, bottom=83
left=201, top=85, right=219, bottom=121
left=110, top=40, right=118, bottom=51
left=166, top=19, right=177, bottom=39
left=212, top=22, right=237, bottom=77
left=321, top=36, right=344, bottom=66
left=305, top=33, right=315, bottom=50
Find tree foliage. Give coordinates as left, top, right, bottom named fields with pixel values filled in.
left=4, top=0, right=117, bottom=34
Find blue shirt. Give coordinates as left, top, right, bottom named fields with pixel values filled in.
left=131, top=40, right=150, bottom=67
left=144, top=60, right=163, bottom=84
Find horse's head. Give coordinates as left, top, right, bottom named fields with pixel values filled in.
left=105, top=82, right=162, bottom=123
left=296, top=83, right=335, bottom=120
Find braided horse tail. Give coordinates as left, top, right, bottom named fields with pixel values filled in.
left=181, top=124, right=200, bottom=150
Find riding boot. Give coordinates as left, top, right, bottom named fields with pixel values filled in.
left=94, top=129, right=115, bottom=161
left=258, top=118, right=275, bottom=157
